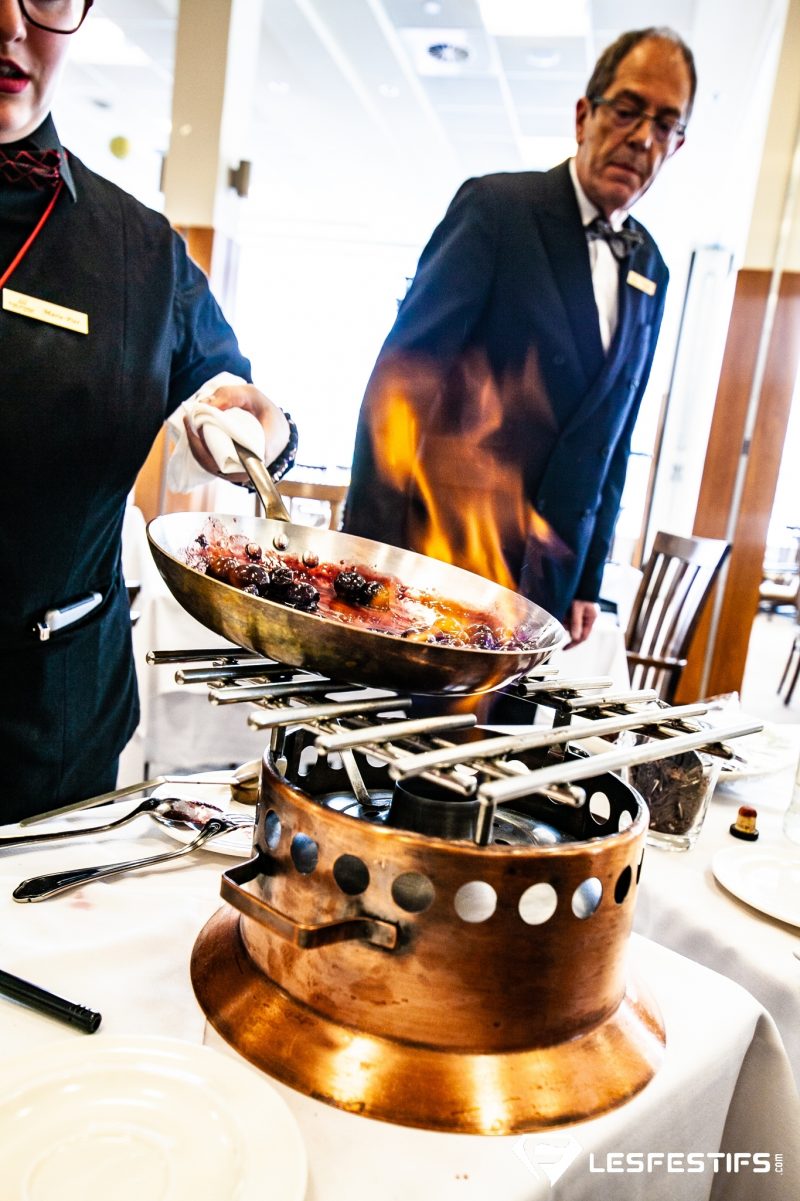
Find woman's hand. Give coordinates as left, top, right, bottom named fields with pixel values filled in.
left=184, top=385, right=290, bottom=481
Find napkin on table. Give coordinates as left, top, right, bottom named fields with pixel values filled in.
left=166, top=372, right=266, bottom=493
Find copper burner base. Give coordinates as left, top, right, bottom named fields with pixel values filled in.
left=192, top=906, right=665, bottom=1135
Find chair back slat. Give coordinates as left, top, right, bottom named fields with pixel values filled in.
left=654, top=562, right=699, bottom=657
left=631, top=556, right=671, bottom=648
left=625, top=531, right=730, bottom=702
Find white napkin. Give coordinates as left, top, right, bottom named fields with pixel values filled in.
left=166, top=372, right=266, bottom=492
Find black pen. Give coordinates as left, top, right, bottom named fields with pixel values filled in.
left=0, top=968, right=102, bottom=1034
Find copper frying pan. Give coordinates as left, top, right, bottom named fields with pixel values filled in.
left=146, top=447, right=565, bottom=695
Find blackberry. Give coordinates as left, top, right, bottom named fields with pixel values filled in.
left=207, top=554, right=239, bottom=584
left=268, top=566, right=295, bottom=599
left=361, top=580, right=389, bottom=608
left=284, top=581, right=320, bottom=611
left=233, top=563, right=270, bottom=594
left=334, top=569, right=368, bottom=602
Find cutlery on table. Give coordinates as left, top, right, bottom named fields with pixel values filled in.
left=12, top=817, right=240, bottom=902
left=19, top=759, right=261, bottom=826
left=0, top=798, right=253, bottom=850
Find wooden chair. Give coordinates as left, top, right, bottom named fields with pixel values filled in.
left=778, top=594, right=800, bottom=707
left=277, top=478, right=349, bottom=530
left=759, top=535, right=800, bottom=615
left=625, top=531, right=731, bottom=702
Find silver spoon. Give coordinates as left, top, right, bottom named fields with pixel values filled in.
left=12, top=817, right=240, bottom=902
left=0, top=797, right=251, bottom=850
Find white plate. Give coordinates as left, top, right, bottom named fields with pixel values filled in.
left=0, top=1036, right=306, bottom=1201
left=717, top=722, right=799, bottom=783
left=712, top=844, right=800, bottom=928
left=151, top=782, right=255, bottom=859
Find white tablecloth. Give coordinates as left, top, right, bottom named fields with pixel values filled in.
left=120, top=505, right=269, bottom=779
left=549, top=610, right=630, bottom=689
left=0, top=804, right=797, bottom=1201
left=130, top=590, right=270, bottom=775
left=635, top=731, right=800, bottom=1088
left=599, top=561, right=644, bottom=632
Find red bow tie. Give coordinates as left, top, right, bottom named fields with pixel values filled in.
left=0, top=147, right=63, bottom=190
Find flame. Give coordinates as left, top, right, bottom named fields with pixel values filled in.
left=369, top=352, right=565, bottom=596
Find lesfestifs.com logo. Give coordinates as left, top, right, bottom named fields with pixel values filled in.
left=514, top=1137, right=785, bottom=1184
left=587, top=1152, right=784, bottom=1175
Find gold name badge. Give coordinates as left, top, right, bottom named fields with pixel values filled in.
left=2, top=287, right=89, bottom=335
left=626, top=270, right=657, bottom=297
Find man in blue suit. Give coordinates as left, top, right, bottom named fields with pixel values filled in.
left=343, top=27, right=696, bottom=647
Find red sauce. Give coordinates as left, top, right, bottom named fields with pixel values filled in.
left=184, top=518, right=538, bottom=651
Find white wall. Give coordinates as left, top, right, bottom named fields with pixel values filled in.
left=234, top=222, right=417, bottom=468
left=612, top=0, right=789, bottom=557
left=235, top=0, right=790, bottom=556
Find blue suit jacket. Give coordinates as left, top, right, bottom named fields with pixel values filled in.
left=343, top=161, right=668, bottom=622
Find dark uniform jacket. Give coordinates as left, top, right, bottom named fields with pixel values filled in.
left=0, top=117, right=252, bottom=822
left=343, top=161, right=668, bottom=623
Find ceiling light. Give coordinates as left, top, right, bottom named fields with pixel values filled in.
left=399, top=27, right=483, bottom=76
left=422, top=1, right=442, bottom=13
left=428, top=43, right=470, bottom=63
left=70, top=16, right=151, bottom=67
left=477, top=0, right=588, bottom=38
left=527, top=49, right=561, bottom=69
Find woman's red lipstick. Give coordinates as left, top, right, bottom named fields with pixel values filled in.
left=0, top=59, right=29, bottom=95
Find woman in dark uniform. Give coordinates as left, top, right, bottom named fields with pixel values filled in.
left=0, top=0, right=295, bottom=823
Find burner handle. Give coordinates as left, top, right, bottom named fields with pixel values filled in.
left=221, top=858, right=398, bottom=951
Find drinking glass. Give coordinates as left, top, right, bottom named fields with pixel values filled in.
left=621, top=733, right=722, bottom=852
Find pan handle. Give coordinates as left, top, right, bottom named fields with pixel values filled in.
left=232, top=441, right=292, bottom=522
left=221, top=857, right=399, bottom=951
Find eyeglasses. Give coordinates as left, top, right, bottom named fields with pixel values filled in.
left=590, top=95, right=686, bottom=146
left=18, top=0, right=93, bottom=34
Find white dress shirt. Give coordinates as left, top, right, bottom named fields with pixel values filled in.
left=568, top=158, right=629, bottom=352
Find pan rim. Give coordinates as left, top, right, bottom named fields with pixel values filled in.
left=146, top=512, right=566, bottom=659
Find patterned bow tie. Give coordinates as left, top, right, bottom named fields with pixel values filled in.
left=0, top=147, right=63, bottom=190
left=585, top=216, right=644, bottom=262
